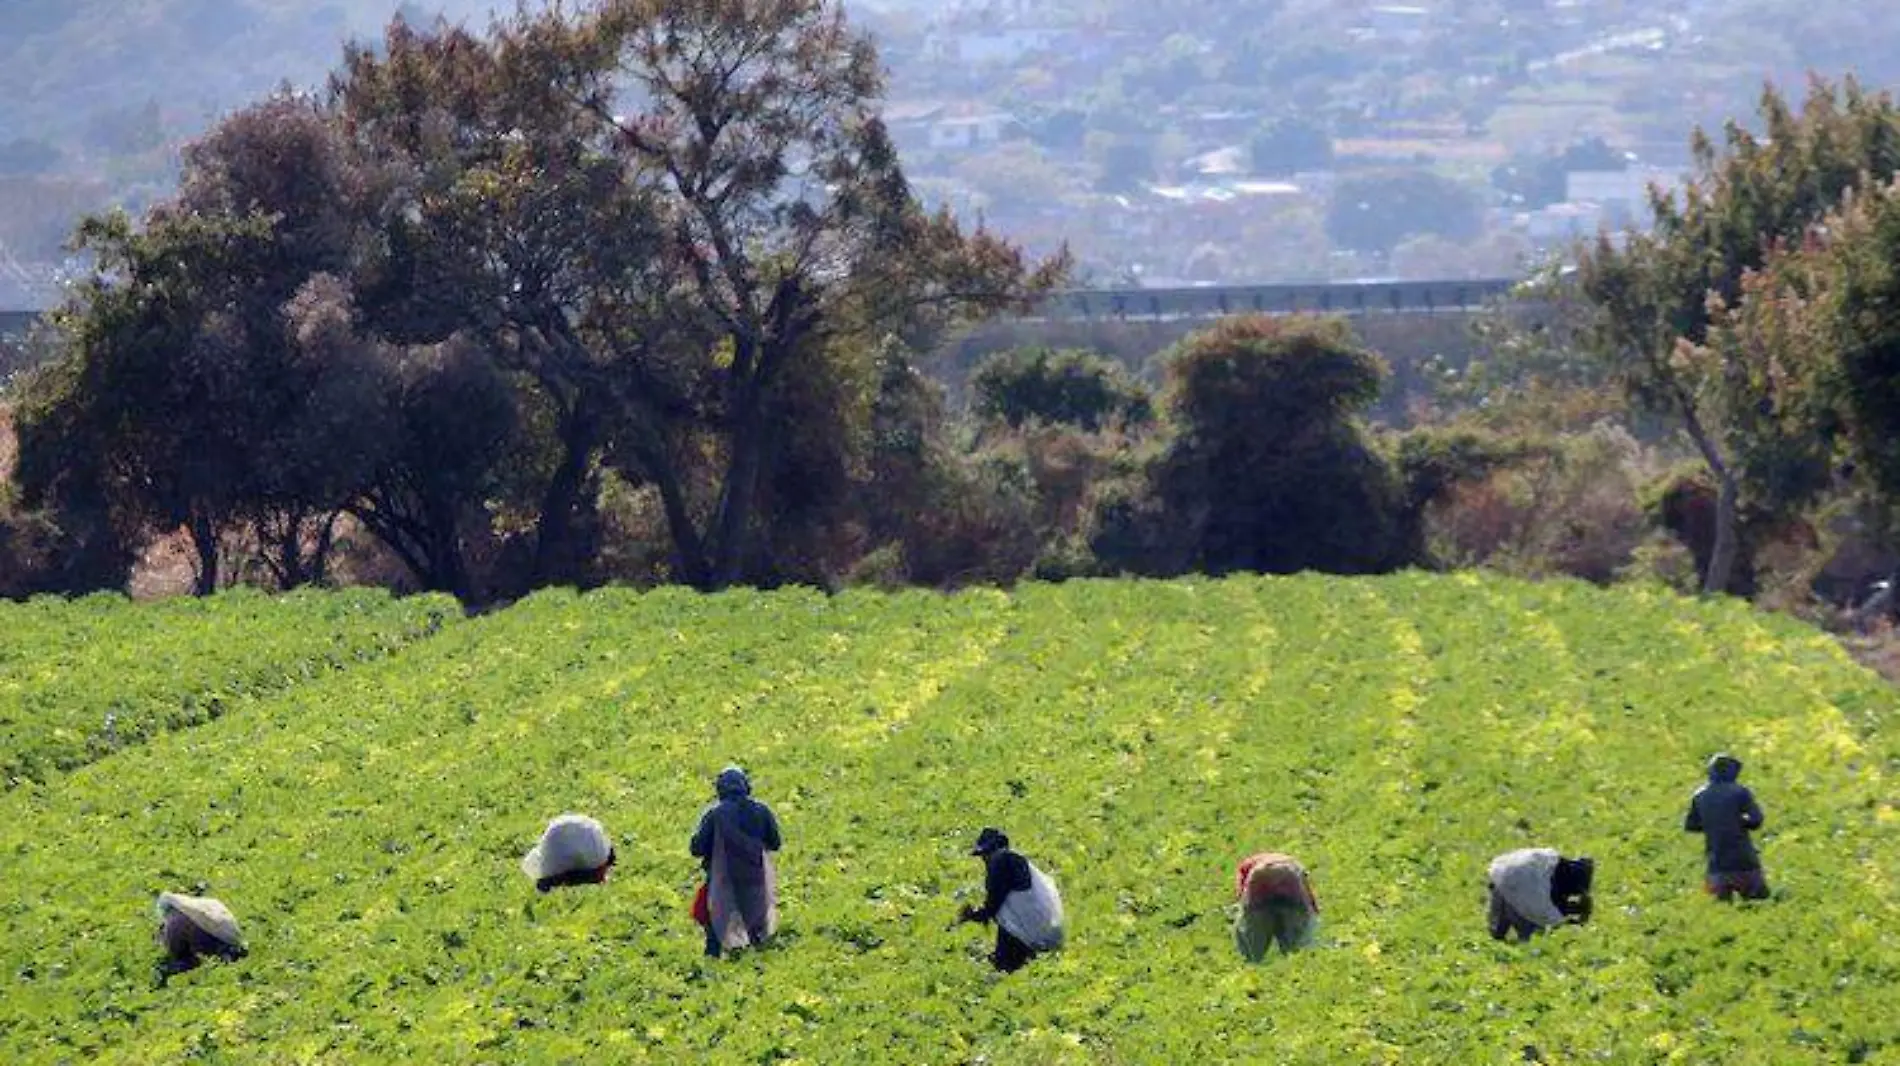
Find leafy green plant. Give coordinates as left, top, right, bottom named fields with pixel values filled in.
left=0, top=587, right=455, bottom=786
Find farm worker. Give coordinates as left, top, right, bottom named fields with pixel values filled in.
left=1486, top=848, right=1595, bottom=941
left=155, top=892, right=245, bottom=978
left=1232, top=852, right=1319, bottom=960
left=957, top=827, right=1065, bottom=973
left=691, top=765, right=782, bottom=957
left=521, top=813, right=617, bottom=892
left=1685, top=753, right=1769, bottom=900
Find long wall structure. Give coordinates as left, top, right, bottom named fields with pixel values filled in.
left=1030, top=277, right=1521, bottom=320
left=2, top=277, right=1526, bottom=338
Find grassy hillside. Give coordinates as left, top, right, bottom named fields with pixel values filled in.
left=0, top=574, right=1895, bottom=1063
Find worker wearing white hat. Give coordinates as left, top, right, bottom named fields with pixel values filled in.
left=155, top=892, right=246, bottom=977
left=522, top=813, right=617, bottom=892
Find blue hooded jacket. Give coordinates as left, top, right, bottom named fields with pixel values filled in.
left=1684, top=754, right=1765, bottom=875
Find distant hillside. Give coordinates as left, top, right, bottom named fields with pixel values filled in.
left=0, top=1, right=501, bottom=152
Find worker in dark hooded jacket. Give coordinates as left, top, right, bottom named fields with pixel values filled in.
left=957, top=828, right=1065, bottom=973
left=1685, top=753, right=1768, bottom=900
left=691, top=766, right=782, bottom=956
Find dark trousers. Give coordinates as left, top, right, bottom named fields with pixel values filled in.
left=705, top=924, right=771, bottom=957
left=1707, top=868, right=1769, bottom=901
left=992, top=928, right=1037, bottom=973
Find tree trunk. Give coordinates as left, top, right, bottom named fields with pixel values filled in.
left=532, top=406, right=597, bottom=587
left=629, top=440, right=711, bottom=589
left=277, top=513, right=307, bottom=590
left=1680, top=405, right=1740, bottom=596
left=310, top=511, right=340, bottom=587
left=189, top=512, right=220, bottom=597
left=1704, top=468, right=1741, bottom=596
left=708, top=381, right=768, bottom=590
left=349, top=495, right=467, bottom=600
left=422, top=491, right=471, bottom=602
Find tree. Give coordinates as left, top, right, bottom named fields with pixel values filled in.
left=571, top=0, right=1063, bottom=589
left=1092, top=135, right=1155, bottom=192
left=1107, top=315, right=1408, bottom=576
left=1490, top=137, right=1624, bottom=209
left=1710, top=175, right=1900, bottom=541
left=332, top=14, right=672, bottom=588
left=1248, top=116, right=1333, bottom=176
left=277, top=276, right=518, bottom=598
left=43, top=94, right=386, bottom=594
left=1327, top=169, right=1484, bottom=254
left=13, top=90, right=516, bottom=599
left=1574, top=77, right=1900, bottom=593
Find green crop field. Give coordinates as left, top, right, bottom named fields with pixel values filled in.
left=0, top=573, right=1895, bottom=1064
left=0, top=588, right=456, bottom=788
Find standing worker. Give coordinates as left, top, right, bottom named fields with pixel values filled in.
left=957, top=827, right=1064, bottom=973
left=1232, top=852, right=1320, bottom=960
left=1685, top=752, right=1769, bottom=901
left=691, top=765, right=782, bottom=956
left=1486, top=848, right=1595, bottom=941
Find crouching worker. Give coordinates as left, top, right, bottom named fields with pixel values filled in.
left=1487, top=848, right=1594, bottom=941
left=691, top=766, right=782, bottom=957
left=522, top=814, right=617, bottom=892
left=1233, top=852, right=1320, bottom=960
left=957, top=827, right=1065, bottom=973
left=1685, top=753, right=1769, bottom=901
left=155, top=892, right=245, bottom=980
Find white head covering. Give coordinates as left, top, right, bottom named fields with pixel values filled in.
left=521, top=814, right=612, bottom=881
left=155, top=892, right=243, bottom=947
left=1487, top=847, right=1569, bottom=929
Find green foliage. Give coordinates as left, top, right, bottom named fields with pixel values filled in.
left=0, top=587, right=454, bottom=787
left=1490, top=137, right=1624, bottom=209
left=970, top=347, right=1152, bottom=432
left=1778, top=176, right=1900, bottom=521
left=1111, top=316, right=1409, bottom=576
left=0, top=575, right=1895, bottom=1062
left=1091, top=136, right=1154, bottom=192
left=1394, top=426, right=1546, bottom=513
left=1326, top=169, right=1484, bottom=255
left=1573, top=78, right=1900, bottom=592
left=1247, top=116, right=1334, bottom=177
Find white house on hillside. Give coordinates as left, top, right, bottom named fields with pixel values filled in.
left=923, top=27, right=1064, bottom=66
left=927, top=112, right=1019, bottom=152
left=1565, top=165, right=1683, bottom=224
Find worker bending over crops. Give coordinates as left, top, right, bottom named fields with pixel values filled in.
left=691, top=765, right=782, bottom=957
left=1685, top=753, right=1769, bottom=901
left=155, top=892, right=245, bottom=980
left=1486, top=848, right=1595, bottom=941
left=522, top=814, right=617, bottom=892
left=957, top=827, right=1065, bottom=972
left=1232, top=852, right=1320, bottom=960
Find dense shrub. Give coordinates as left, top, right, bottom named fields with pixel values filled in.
left=970, top=346, right=1153, bottom=432
left=1102, top=315, right=1412, bottom=576
left=1421, top=422, right=1649, bottom=583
